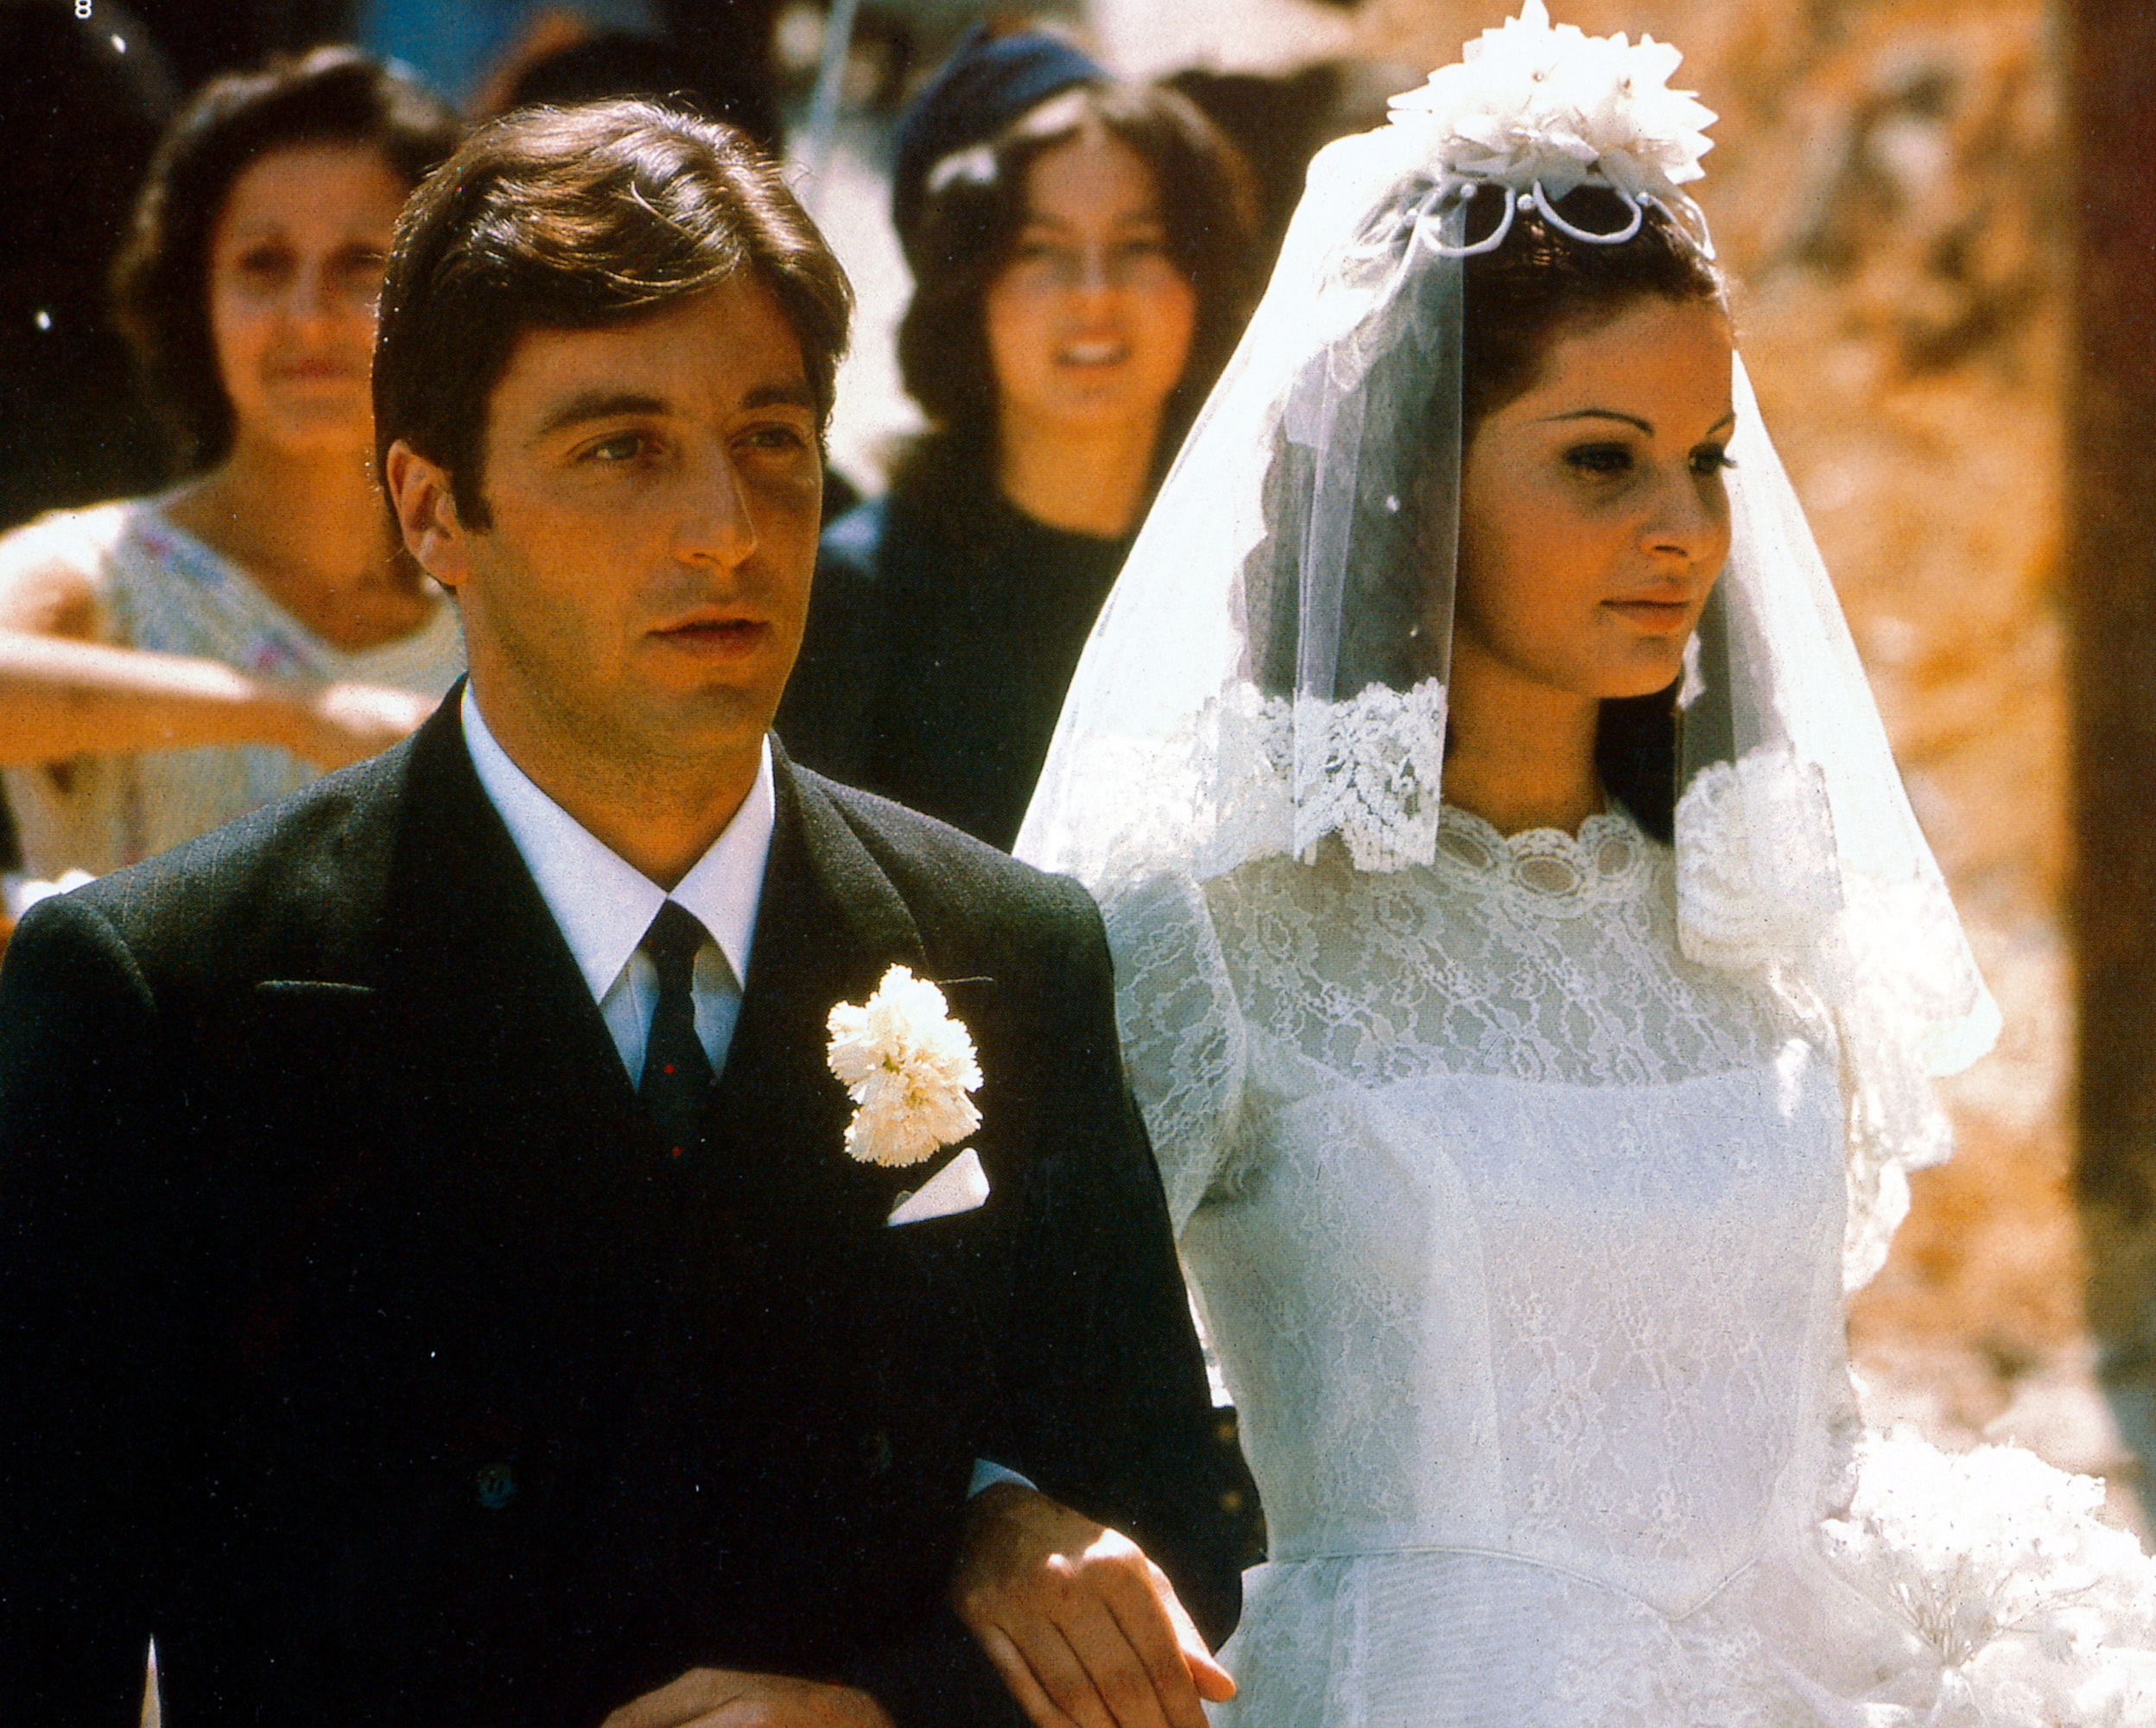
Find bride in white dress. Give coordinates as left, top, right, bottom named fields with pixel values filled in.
left=1018, top=6, right=2156, bottom=1722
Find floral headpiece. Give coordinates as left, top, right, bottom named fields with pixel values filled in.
left=1387, top=0, right=1716, bottom=256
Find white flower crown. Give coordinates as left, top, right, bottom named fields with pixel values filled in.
left=1388, top=0, right=1715, bottom=255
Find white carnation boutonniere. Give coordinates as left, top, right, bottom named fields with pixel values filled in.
left=825, top=964, right=982, bottom=1168
left=1388, top=0, right=1715, bottom=208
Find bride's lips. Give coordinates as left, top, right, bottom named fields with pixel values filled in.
left=1603, top=593, right=1696, bottom=630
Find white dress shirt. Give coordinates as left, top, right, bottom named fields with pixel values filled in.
left=460, top=688, right=773, bottom=1081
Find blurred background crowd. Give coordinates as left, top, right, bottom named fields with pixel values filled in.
left=4, top=0, right=2152, bottom=1551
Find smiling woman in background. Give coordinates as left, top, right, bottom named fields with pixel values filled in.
left=0, top=48, right=462, bottom=883
left=778, top=28, right=1258, bottom=851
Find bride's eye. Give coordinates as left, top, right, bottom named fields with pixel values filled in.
left=1565, top=442, right=1633, bottom=477
left=1691, top=445, right=1736, bottom=477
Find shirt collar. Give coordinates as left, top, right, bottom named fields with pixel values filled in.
left=460, top=687, right=775, bottom=999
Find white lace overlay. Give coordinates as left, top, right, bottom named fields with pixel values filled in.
left=1280, top=680, right=1449, bottom=870
left=1101, top=806, right=2156, bottom=1726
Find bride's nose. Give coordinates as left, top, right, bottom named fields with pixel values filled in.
left=1639, top=466, right=1725, bottom=562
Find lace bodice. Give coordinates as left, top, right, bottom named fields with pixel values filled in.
left=1113, top=805, right=1820, bottom=1218
left=1108, top=806, right=1851, bottom=1608
left=1103, top=805, right=2156, bottom=1724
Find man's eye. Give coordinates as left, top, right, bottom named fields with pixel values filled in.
left=1566, top=443, right=1633, bottom=476
left=236, top=248, right=292, bottom=277
left=746, top=425, right=808, bottom=451
left=587, top=434, right=648, bottom=462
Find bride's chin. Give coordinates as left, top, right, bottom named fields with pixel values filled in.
left=1596, top=648, right=1693, bottom=699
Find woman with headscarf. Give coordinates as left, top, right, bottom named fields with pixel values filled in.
left=778, top=28, right=1258, bottom=851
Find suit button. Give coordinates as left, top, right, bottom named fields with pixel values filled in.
left=476, top=1463, right=517, bottom=1509
left=861, top=1430, right=893, bottom=1477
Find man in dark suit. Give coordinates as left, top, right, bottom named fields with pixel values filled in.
left=0, top=102, right=1240, bottom=1728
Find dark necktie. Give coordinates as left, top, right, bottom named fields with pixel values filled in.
left=639, top=901, right=714, bottom=1161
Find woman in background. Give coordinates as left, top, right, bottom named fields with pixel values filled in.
left=780, top=28, right=1258, bottom=851
left=0, top=47, right=462, bottom=883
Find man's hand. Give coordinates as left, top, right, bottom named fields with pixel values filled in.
left=600, top=1668, right=895, bottom=1728
left=952, top=1483, right=1234, bottom=1728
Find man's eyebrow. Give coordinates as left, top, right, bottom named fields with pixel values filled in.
left=531, top=390, right=669, bottom=444
left=530, top=380, right=817, bottom=443
left=742, top=380, right=817, bottom=413
left=1536, top=408, right=1739, bottom=436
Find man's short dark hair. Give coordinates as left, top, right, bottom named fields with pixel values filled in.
left=374, top=100, right=853, bottom=529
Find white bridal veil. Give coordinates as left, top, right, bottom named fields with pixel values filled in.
left=1016, top=2, right=1998, bottom=1286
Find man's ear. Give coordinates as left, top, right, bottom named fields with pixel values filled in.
left=384, top=440, right=470, bottom=592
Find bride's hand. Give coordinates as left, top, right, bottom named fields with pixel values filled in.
left=951, top=1483, right=1234, bottom=1728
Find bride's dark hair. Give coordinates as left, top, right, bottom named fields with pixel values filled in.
left=1243, top=182, right=1724, bottom=842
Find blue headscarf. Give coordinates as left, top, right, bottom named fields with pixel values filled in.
left=889, top=25, right=1105, bottom=262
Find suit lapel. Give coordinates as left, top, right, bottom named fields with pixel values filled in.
left=369, top=705, right=677, bottom=1287
left=698, top=750, right=933, bottom=1230
left=375, top=715, right=950, bottom=1231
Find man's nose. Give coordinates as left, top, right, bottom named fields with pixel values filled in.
left=678, top=453, right=759, bottom=569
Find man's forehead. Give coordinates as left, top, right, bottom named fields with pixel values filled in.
left=491, top=282, right=810, bottom=435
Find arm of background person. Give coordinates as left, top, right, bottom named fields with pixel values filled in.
left=0, top=543, right=433, bottom=772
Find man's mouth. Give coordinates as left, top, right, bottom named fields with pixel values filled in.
left=654, top=618, right=767, bottom=654
left=1602, top=597, right=1694, bottom=630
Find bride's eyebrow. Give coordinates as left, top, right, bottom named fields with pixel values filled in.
left=1534, top=408, right=1739, bottom=436
left=1538, top=408, right=1653, bottom=433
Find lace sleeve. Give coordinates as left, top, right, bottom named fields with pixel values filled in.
left=1100, top=870, right=1247, bottom=1236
